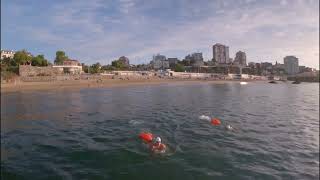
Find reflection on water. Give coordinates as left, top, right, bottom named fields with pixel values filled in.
left=1, top=82, right=319, bottom=180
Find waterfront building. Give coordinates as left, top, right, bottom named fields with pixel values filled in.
left=274, top=61, right=285, bottom=69
left=151, top=54, right=169, bottom=70
left=162, top=60, right=170, bottom=69
left=52, top=59, right=83, bottom=74
left=212, top=43, right=230, bottom=64
left=284, top=56, right=299, bottom=75
left=233, top=51, right=246, bottom=66
left=186, top=52, right=204, bottom=67
left=261, top=62, right=273, bottom=71
left=193, top=60, right=204, bottom=67
left=184, top=54, right=192, bottom=66
left=247, top=62, right=261, bottom=75
left=272, top=61, right=286, bottom=76
left=112, top=70, right=153, bottom=77
left=299, top=66, right=313, bottom=73
left=168, top=58, right=179, bottom=68
left=191, top=53, right=203, bottom=62
left=1, top=50, right=15, bottom=59
left=248, top=62, right=255, bottom=67
left=19, top=59, right=83, bottom=77
left=62, top=59, right=81, bottom=66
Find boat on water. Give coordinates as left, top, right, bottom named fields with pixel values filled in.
left=269, top=81, right=277, bottom=84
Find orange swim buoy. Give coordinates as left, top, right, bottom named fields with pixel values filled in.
left=139, top=132, right=153, bottom=142
left=211, top=118, right=221, bottom=126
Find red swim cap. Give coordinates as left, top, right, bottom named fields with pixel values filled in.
left=211, top=118, right=221, bottom=125
left=139, top=132, right=153, bottom=142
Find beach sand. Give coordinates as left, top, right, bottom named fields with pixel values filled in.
left=1, top=78, right=260, bottom=93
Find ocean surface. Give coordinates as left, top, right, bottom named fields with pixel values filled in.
left=1, top=81, right=319, bottom=180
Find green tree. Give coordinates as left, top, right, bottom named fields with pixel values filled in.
left=111, top=60, right=127, bottom=69
left=31, top=55, right=49, bottom=66
left=42, top=59, right=49, bottom=66
left=111, top=60, right=119, bottom=68
left=1, top=50, right=32, bottom=77
left=10, top=59, right=18, bottom=66
left=101, top=65, right=114, bottom=71
left=89, top=62, right=101, bottom=74
left=84, top=65, right=89, bottom=73
left=174, top=64, right=185, bottom=72
left=81, top=63, right=89, bottom=73
left=1, top=57, right=19, bottom=75
left=13, top=50, right=32, bottom=65
left=7, top=66, right=19, bottom=74
left=54, top=50, right=68, bottom=65
left=1, top=57, right=11, bottom=66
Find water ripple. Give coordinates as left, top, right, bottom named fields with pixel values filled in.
left=1, top=82, right=319, bottom=179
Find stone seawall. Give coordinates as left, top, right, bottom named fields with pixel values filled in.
left=19, top=65, right=62, bottom=77
left=18, top=69, right=114, bottom=82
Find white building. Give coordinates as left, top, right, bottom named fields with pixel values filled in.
left=168, top=58, right=179, bottom=67
left=212, top=43, right=230, bottom=64
left=1, top=50, right=15, bottom=59
left=151, top=54, right=169, bottom=70
left=284, top=56, right=299, bottom=75
left=52, top=59, right=83, bottom=74
left=113, top=71, right=153, bottom=76
left=233, top=51, right=246, bottom=66
left=274, top=61, right=285, bottom=69
left=191, top=52, right=204, bottom=67
left=191, top=53, right=203, bottom=61
left=184, top=52, right=204, bottom=67
left=167, top=70, right=223, bottom=79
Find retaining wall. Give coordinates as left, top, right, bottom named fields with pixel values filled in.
left=19, top=65, right=62, bottom=77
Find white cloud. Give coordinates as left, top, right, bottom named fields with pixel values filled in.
left=245, top=0, right=256, bottom=4
left=280, top=0, right=287, bottom=6
left=119, top=0, right=135, bottom=14
left=126, top=1, right=319, bottom=68
left=7, top=0, right=318, bottom=68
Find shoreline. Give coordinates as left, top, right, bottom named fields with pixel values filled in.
left=1, top=78, right=264, bottom=93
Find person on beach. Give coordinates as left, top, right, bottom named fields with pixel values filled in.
left=149, top=137, right=166, bottom=153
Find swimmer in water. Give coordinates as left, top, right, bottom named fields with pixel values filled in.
left=150, top=137, right=166, bottom=153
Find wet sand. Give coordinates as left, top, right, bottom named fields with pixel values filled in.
left=1, top=78, right=260, bottom=93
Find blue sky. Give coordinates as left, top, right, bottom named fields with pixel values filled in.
left=1, top=0, right=319, bottom=68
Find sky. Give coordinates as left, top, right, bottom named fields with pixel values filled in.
left=1, top=0, right=319, bottom=68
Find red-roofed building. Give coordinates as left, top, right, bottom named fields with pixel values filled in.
left=62, top=59, right=81, bottom=66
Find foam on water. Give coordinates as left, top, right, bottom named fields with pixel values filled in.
left=199, top=115, right=211, bottom=121
left=129, top=120, right=143, bottom=125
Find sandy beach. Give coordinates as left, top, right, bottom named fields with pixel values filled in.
left=1, top=78, right=258, bottom=93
